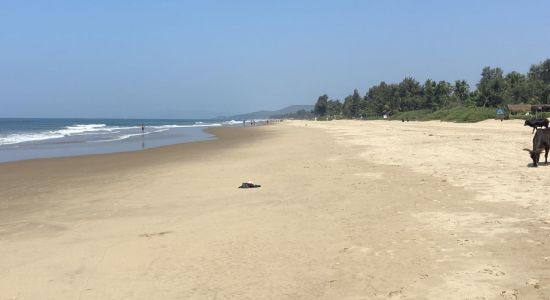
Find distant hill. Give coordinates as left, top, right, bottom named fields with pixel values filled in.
left=224, top=105, right=314, bottom=120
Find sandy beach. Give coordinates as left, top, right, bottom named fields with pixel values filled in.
left=1, top=120, right=549, bottom=299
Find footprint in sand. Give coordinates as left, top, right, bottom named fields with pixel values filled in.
left=526, top=278, right=541, bottom=289
left=460, top=252, right=475, bottom=257
left=500, top=289, right=518, bottom=299
left=388, top=288, right=404, bottom=298
left=457, top=239, right=475, bottom=246
left=479, top=264, right=505, bottom=277
left=139, top=231, right=172, bottom=238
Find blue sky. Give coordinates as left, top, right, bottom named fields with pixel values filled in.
left=1, top=0, right=550, bottom=118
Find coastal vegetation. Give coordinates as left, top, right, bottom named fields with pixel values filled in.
left=392, top=107, right=498, bottom=123
left=279, top=58, right=550, bottom=122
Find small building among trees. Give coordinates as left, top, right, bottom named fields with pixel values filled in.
left=507, top=104, right=550, bottom=116
left=506, top=104, right=532, bottom=115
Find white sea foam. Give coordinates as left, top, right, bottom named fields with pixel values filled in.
left=57, top=124, right=109, bottom=135
left=222, top=120, right=242, bottom=125
left=104, top=126, right=139, bottom=131
left=0, top=132, right=65, bottom=145
left=73, top=131, right=119, bottom=136
left=149, top=123, right=222, bottom=129
left=90, top=129, right=169, bottom=143
left=0, top=123, right=113, bottom=145
left=0, top=122, right=223, bottom=146
left=194, top=123, right=222, bottom=127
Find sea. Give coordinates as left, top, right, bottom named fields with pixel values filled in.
left=0, top=118, right=245, bottom=163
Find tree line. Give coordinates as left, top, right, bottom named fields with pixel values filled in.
left=311, top=58, right=550, bottom=118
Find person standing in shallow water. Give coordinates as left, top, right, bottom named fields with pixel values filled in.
left=141, top=124, right=145, bottom=133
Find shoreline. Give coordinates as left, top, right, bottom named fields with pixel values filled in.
left=0, top=126, right=269, bottom=225
left=0, top=125, right=222, bottom=164
left=1, top=121, right=549, bottom=299
left=0, top=126, right=255, bottom=167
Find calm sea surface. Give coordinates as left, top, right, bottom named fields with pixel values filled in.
left=0, top=118, right=243, bottom=163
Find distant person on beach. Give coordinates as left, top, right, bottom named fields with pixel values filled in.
left=243, top=120, right=246, bottom=127
left=141, top=124, right=145, bottom=133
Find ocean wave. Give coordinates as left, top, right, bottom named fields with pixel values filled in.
left=0, top=132, right=66, bottom=145
left=57, top=124, right=109, bottom=135
left=0, top=122, right=223, bottom=146
left=222, top=120, right=242, bottom=125
left=194, top=123, right=222, bottom=127
left=0, top=123, right=114, bottom=145
left=73, top=131, right=120, bottom=136
left=90, top=129, right=169, bottom=143
left=149, top=123, right=222, bottom=129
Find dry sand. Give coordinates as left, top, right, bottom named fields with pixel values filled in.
left=0, top=120, right=549, bottom=299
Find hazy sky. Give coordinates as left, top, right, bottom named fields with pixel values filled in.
left=1, top=1, right=550, bottom=118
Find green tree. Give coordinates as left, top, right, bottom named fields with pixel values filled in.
left=327, top=99, right=342, bottom=117
left=475, top=67, right=506, bottom=107
left=423, top=79, right=437, bottom=110
left=343, top=89, right=362, bottom=118
left=314, top=94, right=329, bottom=117
left=387, top=84, right=401, bottom=114
left=365, top=82, right=389, bottom=115
left=453, top=80, right=470, bottom=105
left=528, top=59, right=550, bottom=83
left=435, top=81, right=452, bottom=108
left=399, top=77, right=422, bottom=110
left=528, top=59, right=550, bottom=103
left=504, top=71, right=531, bottom=104
left=309, top=57, right=550, bottom=119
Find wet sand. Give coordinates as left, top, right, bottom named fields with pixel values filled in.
left=0, top=121, right=549, bottom=299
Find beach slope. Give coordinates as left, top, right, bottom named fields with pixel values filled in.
left=0, top=121, right=549, bottom=299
